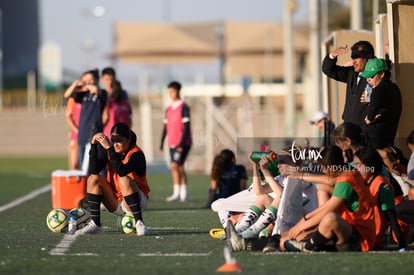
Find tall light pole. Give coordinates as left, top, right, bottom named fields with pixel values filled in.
left=283, top=0, right=297, bottom=137
left=309, top=0, right=322, bottom=114
left=81, top=6, right=106, bottom=69
left=350, top=0, right=364, bottom=30
left=0, top=10, right=3, bottom=111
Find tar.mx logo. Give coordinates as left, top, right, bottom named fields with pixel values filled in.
left=289, top=141, right=322, bottom=163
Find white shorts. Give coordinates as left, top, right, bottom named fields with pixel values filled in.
left=211, top=184, right=276, bottom=214
left=120, top=190, right=148, bottom=214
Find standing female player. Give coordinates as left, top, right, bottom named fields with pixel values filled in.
left=76, top=123, right=150, bottom=236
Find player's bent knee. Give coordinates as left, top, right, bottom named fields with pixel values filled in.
left=118, top=176, right=137, bottom=193
left=211, top=198, right=225, bottom=212
left=319, top=212, right=339, bottom=228
left=87, top=174, right=100, bottom=185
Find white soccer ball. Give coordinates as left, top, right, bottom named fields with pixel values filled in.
left=117, top=213, right=136, bottom=234
left=68, top=207, right=91, bottom=229
left=46, top=208, right=69, bottom=233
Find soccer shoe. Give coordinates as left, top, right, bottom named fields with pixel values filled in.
left=166, top=195, right=179, bottom=202
left=241, top=228, right=258, bottom=239
left=284, top=240, right=312, bottom=252
left=179, top=195, right=188, bottom=202
left=262, top=235, right=280, bottom=253
left=179, top=188, right=188, bottom=202
left=209, top=228, right=226, bottom=239
left=226, top=222, right=245, bottom=252
left=136, top=220, right=149, bottom=236
left=75, top=220, right=102, bottom=235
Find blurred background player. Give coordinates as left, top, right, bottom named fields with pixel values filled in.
left=309, top=110, right=336, bottom=147
left=64, top=69, right=108, bottom=172
left=160, top=81, right=193, bottom=202
left=64, top=69, right=108, bottom=170
left=205, top=149, right=247, bottom=208
left=100, top=67, right=132, bottom=138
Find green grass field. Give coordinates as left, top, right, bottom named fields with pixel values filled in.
left=1, top=157, right=414, bottom=275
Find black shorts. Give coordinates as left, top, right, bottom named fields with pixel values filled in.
left=169, top=146, right=191, bottom=165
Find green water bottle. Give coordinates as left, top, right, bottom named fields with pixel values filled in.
left=250, top=151, right=277, bottom=162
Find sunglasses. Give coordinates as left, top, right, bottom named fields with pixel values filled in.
left=111, top=136, right=127, bottom=143
left=277, top=155, right=294, bottom=165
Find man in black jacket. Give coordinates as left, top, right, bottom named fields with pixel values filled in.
left=322, top=41, right=374, bottom=129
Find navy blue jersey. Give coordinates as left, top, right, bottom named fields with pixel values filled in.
left=75, top=90, right=108, bottom=145
left=217, top=165, right=248, bottom=198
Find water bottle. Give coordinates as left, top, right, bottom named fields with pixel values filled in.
left=68, top=216, right=77, bottom=234
left=364, top=83, right=372, bottom=103
left=250, top=151, right=277, bottom=162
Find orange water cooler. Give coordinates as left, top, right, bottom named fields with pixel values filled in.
left=51, top=170, right=87, bottom=210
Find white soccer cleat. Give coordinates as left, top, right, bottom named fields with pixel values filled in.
left=179, top=185, right=188, bottom=202
left=179, top=194, right=188, bottom=202
left=166, top=195, right=179, bottom=202
left=136, top=220, right=148, bottom=236
left=75, top=220, right=102, bottom=235
left=226, top=222, right=245, bottom=252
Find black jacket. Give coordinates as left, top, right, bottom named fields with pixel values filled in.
left=322, top=54, right=367, bottom=129
left=364, top=79, right=402, bottom=148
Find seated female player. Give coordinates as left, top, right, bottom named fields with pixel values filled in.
left=76, top=122, right=150, bottom=236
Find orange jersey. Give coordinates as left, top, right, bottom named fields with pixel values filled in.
left=335, top=170, right=376, bottom=251
left=106, top=146, right=150, bottom=201
left=369, top=175, right=410, bottom=248
left=368, top=175, right=393, bottom=249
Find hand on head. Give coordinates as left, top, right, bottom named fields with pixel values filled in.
left=331, top=45, right=348, bottom=58
left=91, top=133, right=111, bottom=149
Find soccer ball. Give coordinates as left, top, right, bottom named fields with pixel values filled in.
left=68, top=207, right=91, bottom=229
left=117, top=213, right=136, bottom=234
left=46, top=208, right=69, bottom=233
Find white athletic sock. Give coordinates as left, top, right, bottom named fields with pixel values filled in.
left=166, top=184, right=180, bottom=201
left=218, top=210, right=232, bottom=228
left=179, top=184, right=188, bottom=202
left=235, top=206, right=262, bottom=233
left=249, top=207, right=277, bottom=234
left=171, top=184, right=180, bottom=197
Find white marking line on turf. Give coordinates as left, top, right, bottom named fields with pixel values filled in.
left=69, top=253, right=99, bottom=256
left=0, top=184, right=51, bottom=213
left=50, top=234, right=78, bottom=256
left=139, top=252, right=211, bottom=257
left=150, top=226, right=201, bottom=230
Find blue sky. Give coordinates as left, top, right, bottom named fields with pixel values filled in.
left=40, top=0, right=310, bottom=92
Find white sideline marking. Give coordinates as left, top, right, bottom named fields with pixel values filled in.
left=69, top=253, right=99, bottom=256
left=0, top=184, right=51, bottom=213
left=150, top=226, right=201, bottom=230
left=139, top=252, right=211, bottom=257
left=50, top=234, right=78, bottom=256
